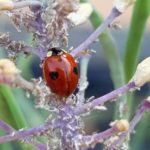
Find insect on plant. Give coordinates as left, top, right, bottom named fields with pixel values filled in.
left=0, top=0, right=150, bottom=150
left=43, top=48, right=79, bottom=98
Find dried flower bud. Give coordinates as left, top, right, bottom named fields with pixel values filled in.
left=0, top=0, right=14, bottom=10
left=67, top=3, right=92, bottom=26
left=113, top=0, right=135, bottom=13
left=115, top=119, right=129, bottom=132
left=0, top=59, right=20, bottom=84
left=131, top=57, right=150, bottom=87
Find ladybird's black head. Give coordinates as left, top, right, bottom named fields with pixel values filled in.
left=50, top=47, right=62, bottom=56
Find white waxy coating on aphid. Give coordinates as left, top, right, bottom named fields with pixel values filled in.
left=131, top=57, right=150, bottom=87
left=0, top=0, right=14, bottom=10
left=113, top=0, right=136, bottom=13
left=67, top=3, right=93, bottom=26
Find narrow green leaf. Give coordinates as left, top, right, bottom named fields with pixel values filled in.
left=0, top=85, right=36, bottom=150
left=80, top=0, right=125, bottom=118
left=13, top=88, right=46, bottom=126
left=148, top=0, right=150, bottom=15
left=123, top=0, right=150, bottom=118
left=90, top=10, right=125, bottom=88
left=0, top=85, right=27, bottom=128
left=124, top=0, right=150, bottom=82
left=0, top=91, right=16, bottom=127
left=123, top=0, right=150, bottom=148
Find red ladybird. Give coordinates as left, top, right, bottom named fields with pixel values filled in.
left=43, top=48, right=79, bottom=97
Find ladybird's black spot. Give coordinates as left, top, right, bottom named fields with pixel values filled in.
left=49, top=72, right=59, bottom=80
left=73, top=67, right=78, bottom=75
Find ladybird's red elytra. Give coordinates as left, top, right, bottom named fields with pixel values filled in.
left=43, top=48, right=79, bottom=98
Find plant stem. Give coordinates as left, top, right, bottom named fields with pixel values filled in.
left=74, top=82, right=136, bottom=115
left=80, top=126, right=118, bottom=146
left=108, top=98, right=150, bottom=149
left=71, top=7, right=121, bottom=57
left=90, top=9, right=124, bottom=89
left=0, top=120, right=59, bottom=144
left=86, top=3, right=126, bottom=119
left=0, top=120, right=46, bottom=150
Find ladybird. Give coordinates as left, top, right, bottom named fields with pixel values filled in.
left=43, top=48, right=79, bottom=97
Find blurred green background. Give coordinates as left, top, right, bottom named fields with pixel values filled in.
left=0, top=0, right=150, bottom=149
